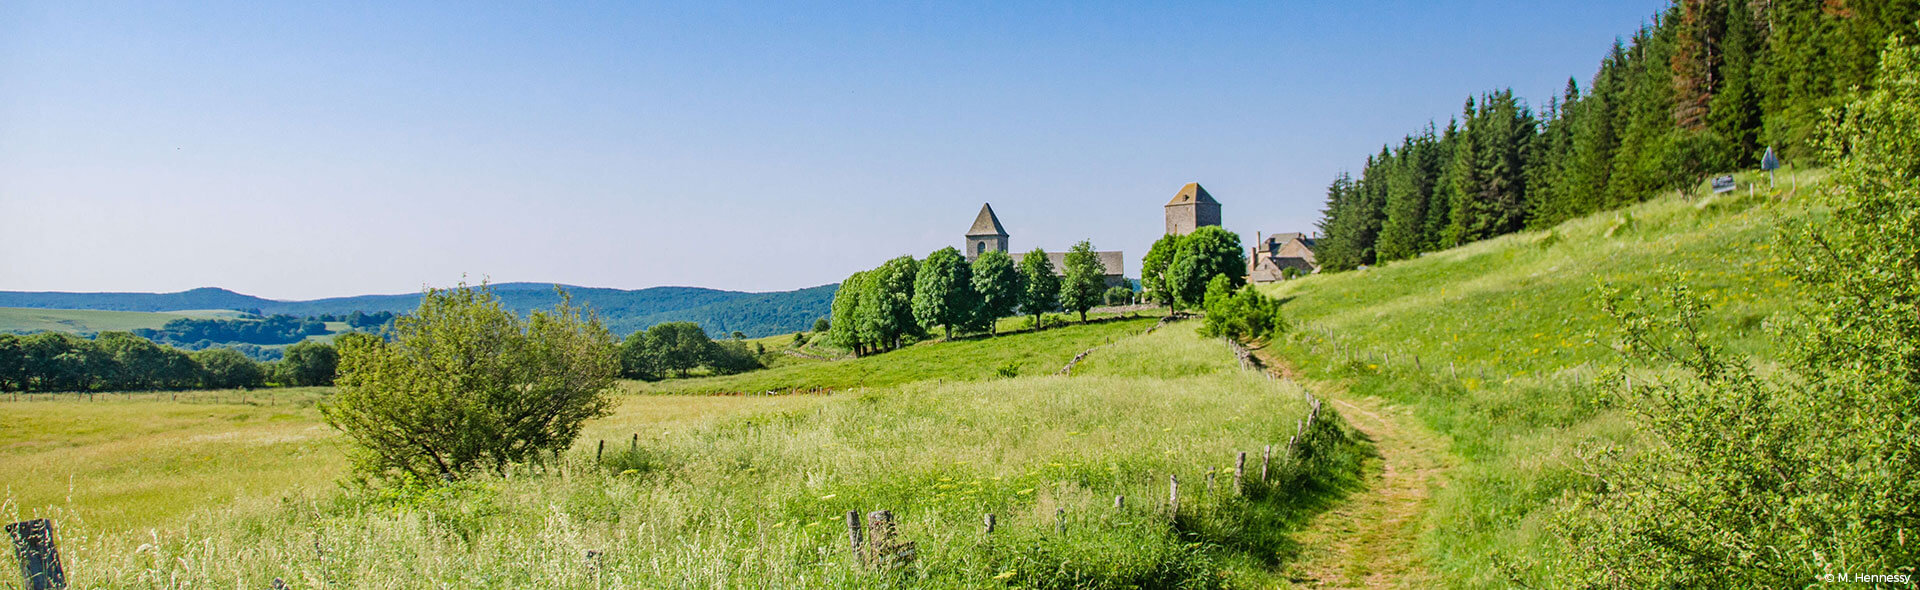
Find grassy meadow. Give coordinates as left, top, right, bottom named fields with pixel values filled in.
left=1256, top=168, right=1821, bottom=586
left=628, top=313, right=1164, bottom=394
left=0, top=307, right=249, bottom=335
left=3, top=314, right=1361, bottom=588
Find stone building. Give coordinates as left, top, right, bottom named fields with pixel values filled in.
left=963, top=203, right=1126, bottom=287
left=1248, top=232, right=1319, bottom=283
left=1164, top=182, right=1222, bottom=236
left=964, top=203, right=1009, bottom=260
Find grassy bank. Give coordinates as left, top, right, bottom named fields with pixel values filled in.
left=1257, top=169, right=1819, bottom=586
left=627, top=313, right=1164, bottom=395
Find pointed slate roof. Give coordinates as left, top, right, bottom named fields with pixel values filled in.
left=967, top=203, right=1008, bottom=237
left=1166, top=182, right=1219, bottom=206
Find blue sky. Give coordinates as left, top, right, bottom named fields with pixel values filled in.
left=0, top=1, right=1668, bottom=299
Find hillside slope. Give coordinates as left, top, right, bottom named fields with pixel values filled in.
left=1257, top=169, right=1817, bottom=587
left=0, top=283, right=837, bottom=338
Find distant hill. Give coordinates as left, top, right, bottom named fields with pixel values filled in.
left=0, top=283, right=838, bottom=338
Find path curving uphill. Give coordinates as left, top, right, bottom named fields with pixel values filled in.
left=1254, top=347, right=1456, bottom=589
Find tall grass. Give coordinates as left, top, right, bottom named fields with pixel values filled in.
left=626, top=314, right=1163, bottom=395
left=1257, top=169, right=1820, bottom=586
left=5, top=320, right=1361, bottom=588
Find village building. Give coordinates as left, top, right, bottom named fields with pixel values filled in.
left=1164, top=182, right=1222, bottom=236
left=964, top=203, right=1127, bottom=288
left=1248, top=232, right=1320, bottom=283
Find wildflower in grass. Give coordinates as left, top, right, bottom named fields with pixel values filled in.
left=994, top=571, right=1017, bottom=580
left=1017, top=488, right=1034, bottom=495
left=818, top=494, right=835, bottom=500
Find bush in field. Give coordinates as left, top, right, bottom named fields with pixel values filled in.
left=1556, top=39, right=1920, bottom=587
left=1165, top=227, right=1246, bottom=311
left=619, top=321, right=763, bottom=380
left=277, top=340, right=339, bottom=386
left=324, top=284, right=618, bottom=480
left=1103, top=285, right=1135, bottom=306
left=192, top=347, right=264, bottom=389
left=1199, top=275, right=1286, bottom=342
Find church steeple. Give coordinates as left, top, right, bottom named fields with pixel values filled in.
left=964, top=203, right=1009, bottom=260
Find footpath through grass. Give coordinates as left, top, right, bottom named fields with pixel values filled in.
left=11, top=319, right=1365, bottom=588
left=1257, top=169, right=1818, bottom=587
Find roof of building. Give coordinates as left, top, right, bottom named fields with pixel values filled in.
left=1165, top=182, right=1219, bottom=206
left=966, top=203, right=1009, bottom=237
left=1044, top=251, right=1127, bottom=277
left=1260, top=232, right=1317, bottom=253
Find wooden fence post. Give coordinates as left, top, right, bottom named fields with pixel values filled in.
left=1168, top=475, right=1180, bottom=513
left=1114, top=495, right=1124, bottom=509
left=7, top=519, right=65, bottom=590
left=983, top=513, right=995, bottom=534
left=845, top=511, right=864, bottom=565
left=1234, top=452, right=1247, bottom=495
left=1206, top=471, right=1216, bottom=495
left=596, top=439, right=605, bottom=462
left=629, top=433, right=638, bottom=454
left=1261, top=445, right=1272, bottom=483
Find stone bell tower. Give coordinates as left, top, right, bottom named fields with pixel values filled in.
left=1165, top=182, right=1222, bottom=236
left=965, top=203, right=1009, bottom=261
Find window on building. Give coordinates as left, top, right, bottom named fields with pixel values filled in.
left=976, top=242, right=985, bottom=255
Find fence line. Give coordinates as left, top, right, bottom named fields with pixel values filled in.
left=1057, top=314, right=1184, bottom=375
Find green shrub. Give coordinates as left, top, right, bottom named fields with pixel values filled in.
left=1200, top=277, right=1286, bottom=342
left=324, top=283, right=618, bottom=481
left=1554, top=38, right=1920, bottom=587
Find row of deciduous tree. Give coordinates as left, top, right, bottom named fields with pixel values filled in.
left=616, top=321, right=762, bottom=381
left=1315, top=1, right=1919, bottom=271
left=1139, top=226, right=1247, bottom=311
left=0, top=331, right=341, bottom=392
left=826, top=241, right=1113, bottom=356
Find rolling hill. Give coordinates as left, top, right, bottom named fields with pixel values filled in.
left=1254, top=168, right=1819, bottom=586
left=0, top=283, right=837, bottom=338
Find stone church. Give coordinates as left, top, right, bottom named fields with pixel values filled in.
left=964, top=203, right=1127, bottom=288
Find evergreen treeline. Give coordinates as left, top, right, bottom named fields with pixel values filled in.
left=1316, top=1, right=1919, bottom=270
left=0, top=332, right=340, bottom=392
left=826, top=242, right=1114, bottom=356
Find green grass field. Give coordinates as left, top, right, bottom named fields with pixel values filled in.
left=0, top=307, right=245, bottom=334
left=628, top=312, right=1165, bottom=394
left=3, top=313, right=1359, bottom=588
left=1256, top=168, right=1820, bottom=586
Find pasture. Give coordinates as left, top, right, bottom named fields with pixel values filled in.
left=0, top=307, right=246, bottom=335
left=3, top=315, right=1359, bottom=588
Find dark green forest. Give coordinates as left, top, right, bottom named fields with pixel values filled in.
left=1314, top=0, right=1919, bottom=270
left=0, top=283, right=837, bottom=340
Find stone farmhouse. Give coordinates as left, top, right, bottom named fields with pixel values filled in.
left=964, top=203, right=1128, bottom=288
left=1248, top=232, right=1320, bottom=283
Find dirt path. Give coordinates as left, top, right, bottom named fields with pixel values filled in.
left=1254, top=349, right=1455, bottom=589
